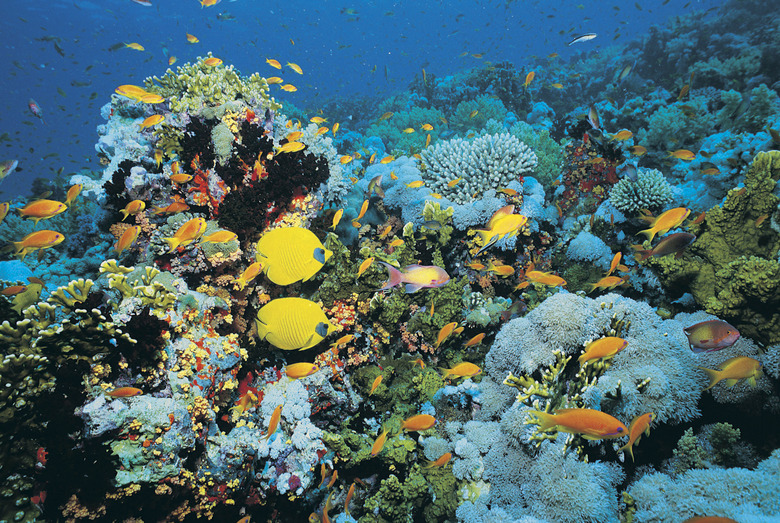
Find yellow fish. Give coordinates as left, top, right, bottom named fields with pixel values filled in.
left=315, top=127, right=329, bottom=136
left=612, top=130, right=633, bottom=141
left=13, top=230, right=64, bottom=260
left=164, top=217, right=206, bottom=251
left=380, top=155, right=394, bottom=164
left=638, top=207, right=691, bottom=241
left=340, top=155, right=353, bottom=164
left=357, top=199, right=369, bottom=220
left=699, top=357, right=762, bottom=391
left=578, top=337, right=628, bottom=366
left=199, top=230, right=237, bottom=244
left=435, top=321, right=458, bottom=348
left=280, top=84, right=297, bottom=92
left=266, top=58, right=282, bottom=69
left=440, top=362, right=481, bottom=379
left=310, top=116, right=327, bottom=124
left=287, top=62, right=303, bottom=74
left=331, top=209, right=344, bottom=230
left=402, top=127, right=415, bottom=134
left=266, top=76, right=284, bottom=84
left=256, top=297, right=337, bottom=350
left=125, top=42, right=145, bottom=51
left=18, top=199, right=67, bottom=225
left=266, top=404, right=283, bottom=439
left=203, top=57, right=222, bottom=67
left=405, top=180, right=425, bottom=188
left=447, top=177, right=462, bottom=187
left=668, top=149, right=696, bottom=161
left=421, top=123, right=433, bottom=131
left=550, top=83, right=564, bottom=89
left=277, top=141, right=306, bottom=154
left=114, top=225, right=140, bottom=255
left=140, top=114, right=164, bottom=129
left=464, top=333, right=485, bottom=347
left=389, top=238, right=404, bottom=247
left=285, top=362, right=319, bottom=379
left=425, top=134, right=431, bottom=147
left=607, top=252, right=622, bottom=276
left=168, top=56, right=177, bottom=66
left=186, top=33, right=199, bottom=43
left=234, top=261, right=262, bottom=288
left=141, top=93, right=164, bottom=104
left=469, top=109, right=479, bottom=119
left=64, top=184, right=82, bottom=206
left=332, top=122, right=340, bottom=135
left=378, top=112, right=393, bottom=121
left=371, top=430, right=389, bottom=456
left=618, top=412, right=654, bottom=462
left=474, top=207, right=528, bottom=254
left=255, top=227, right=332, bottom=285
left=330, top=334, right=354, bottom=348
left=369, top=374, right=382, bottom=395
left=530, top=408, right=627, bottom=440
left=357, top=257, right=375, bottom=278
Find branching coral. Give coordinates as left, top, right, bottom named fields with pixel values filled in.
left=419, top=133, right=537, bottom=204
left=608, top=167, right=674, bottom=214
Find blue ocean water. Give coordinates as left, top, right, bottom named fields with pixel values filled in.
left=0, top=0, right=719, bottom=199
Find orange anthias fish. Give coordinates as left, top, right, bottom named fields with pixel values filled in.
left=474, top=206, right=528, bottom=255
left=331, top=334, right=354, bottom=348
left=618, top=412, right=655, bottom=462
left=426, top=452, right=452, bottom=468
left=464, top=332, right=485, bottom=347
left=18, top=199, right=68, bottom=225
left=64, top=184, right=82, bottom=206
left=371, top=430, right=389, bottom=456
left=106, top=387, right=143, bottom=397
left=684, top=319, right=740, bottom=353
left=435, top=322, right=458, bottom=348
left=266, top=404, right=283, bottom=439
left=357, top=199, right=369, bottom=221
left=487, top=262, right=515, bottom=276
left=667, top=149, right=696, bottom=161
left=523, top=71, right=535, bottom=90
left=699, top=356, right=762, bottom=391
left=199, top=230, right=237, bottom=244
left=531, top=408, right=627, bottom=440
left=203, top=57, right=222, bottom=67
left=285, top=362, right=319, bottom=379
left=638, top=207, right=691, bottom=241
left=357, top=257, right=375, bottom=278
left=578, top=337, right=628, bottom=366
left=186, top=33, right=199, bottom=43
left=378, top=262, right=450, bottom=293
left=140, top=114, right=164, bottom=129
left=589, top=275, right=628, bottom=292
left=440, top=362, right=481, bottom=379
left=266, top=58, right=282, bottom=69
left=163, top=217, right=207, bottom=251
left=287, top=62, right=303, bottom=74
left=607, top=253, right=622, bottom=276
left=401, top=414, right=436, bottom=432
left=525, top=270, right=566, bottom=287
left=369, top=374, right=382, bottom=395
left=14, top=230, right=65, bottom=259
left=234, top=261, right=262, bottom=288
left=114, top=226, right=141, bottom=255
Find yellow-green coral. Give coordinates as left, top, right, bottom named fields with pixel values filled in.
left=648, top=151, right=780, bottom=343
left=145, top=53, right=281, bottom=115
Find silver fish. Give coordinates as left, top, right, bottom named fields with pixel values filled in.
left=568, top=33, right=597, bottom=46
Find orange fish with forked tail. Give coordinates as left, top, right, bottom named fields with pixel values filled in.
left=637, top=207, right=691, bottom=242
left=618, top=412, right=654, bottom=462
left=530, top=408, right=627, bottom=440
left=14, top=230, right=65, bottom=259
left=17, top=199, right=67, bottom=225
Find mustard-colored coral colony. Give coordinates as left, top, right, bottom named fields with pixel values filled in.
left=1, top=1, right=780, bottom=522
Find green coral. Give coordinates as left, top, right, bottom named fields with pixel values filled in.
left=145, top=53, right=280, bottom=115
left=638, top=97, right=715, bottom=158
left=211, top=122, right=234, bottom=165
left=361, top=467, right=432, bottom=523
left=647, top=151, right=780, bottom=343
left=365, top=106, right=445, bottom=154
left=507, top=121, right=565, bottom=187
left=717, top=84, right=779, bottom=133
left=419, top=201, right=454, bottom=246
left=708, top=422, right=741, bottom=465
left=609, top=168, right=673, bottom=214
left=689, top=46, right=762, bottom=90
left=449, top=95, right=508, bottom=134
left=672, top=427, right=708, bottom=473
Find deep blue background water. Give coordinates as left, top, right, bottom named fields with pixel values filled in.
left=0, top=0, right=719, bottom=200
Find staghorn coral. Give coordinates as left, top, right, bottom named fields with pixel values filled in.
left=419, top=133, right=537, bottom=204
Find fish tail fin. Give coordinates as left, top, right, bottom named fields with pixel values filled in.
left=631, top=245, right=653, bottom=261
left=698, top=367, right=722, bottom=391
left=638, top=228, right=657, bottom=242
left=120, top=209, right=129, bottom=221
left=438, top=367, right=452, bottom=379
left=378, top=261, right=402, bottom=291
left=530, top=410, right=556, bottom=432
left=618, top=441, right=635, bottom=462
left=164, top=237, right=180, bottom=252
left=475, top=229, right=497, bottom=255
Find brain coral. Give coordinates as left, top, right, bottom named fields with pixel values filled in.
left=419, top=133, right=538, bottom=204
left=608, top=167, right=674, bottom=214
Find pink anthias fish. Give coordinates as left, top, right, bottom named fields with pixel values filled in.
left=378, top=261, right=450, bottom=293
left=684, top=319, right=740, bottom=353
left=28, top=99, right=46, bottom=124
